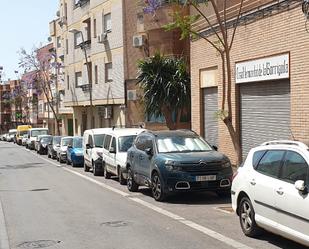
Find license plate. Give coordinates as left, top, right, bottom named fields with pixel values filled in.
left=196, top=175, right=216, bottom=182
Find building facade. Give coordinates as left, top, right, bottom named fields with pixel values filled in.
left=0, top=83, right=11, bottom=133
left=190, top=0, right=307, bottom=163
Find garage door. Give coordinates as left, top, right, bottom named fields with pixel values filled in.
left=240, top=80, right=290, bottom=158
left=203, top=87, right=218, bottom=147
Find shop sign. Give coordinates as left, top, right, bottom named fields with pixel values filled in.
left=235, top=53, right=289, bottom=84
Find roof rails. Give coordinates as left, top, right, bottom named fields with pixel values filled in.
left=261, top=140, right=309, bottom=150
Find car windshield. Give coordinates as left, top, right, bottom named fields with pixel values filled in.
left=31, top=130, right=48, bottom=137
left=156, top=136, right=213, bottom=153
left=62, top=138, right=73, bottom=146
left=73, top=138, right=83, bottom=148
left=53, top=137, right=61, bottom=145
left=23, top=134, right=28, bottom=138
left=19, top=131, right=28, bottom=136
left=41, top=137, right=52, bottom=143
left=94, top=135, right=104, bottom=148
left=118, top=135, right=136, bottom=152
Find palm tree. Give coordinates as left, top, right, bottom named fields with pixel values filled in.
left=137, top=53, right=190, bottom=130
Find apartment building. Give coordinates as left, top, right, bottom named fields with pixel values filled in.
left=9, top=80, right=23, bottom=127
left=0, top=83, right=11, bottom=133
left=50, top=16, right=74, bottom=136
left=123, top=0, right=190, bottom=130
left=53, top=0, right=126, bottom=136
left=190, top=0, right=307, bottom=163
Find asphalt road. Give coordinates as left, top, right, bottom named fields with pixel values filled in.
left=0, top=142, right=306, bottom=249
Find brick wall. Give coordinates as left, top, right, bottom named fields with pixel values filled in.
left=190, top=5, right=309, bottom=163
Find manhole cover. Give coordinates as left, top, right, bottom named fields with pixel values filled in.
left=17, top=240, right=61, bottom=248
left=216, top=206, right=234, bottom=214
left=100, top=221, right=129, bottom=227
left=30, top=189, right=49, bottom=192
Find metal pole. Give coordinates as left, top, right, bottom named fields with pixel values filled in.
left=55, top=49, right=60, bottom=135
left=80, top=32, right=94, bottom=129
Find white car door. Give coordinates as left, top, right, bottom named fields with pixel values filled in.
left=274, top=150, right=309, bottom=239
left=250, top=150, right=286, bottom=227
left=103, top=135, right=113, bottom=173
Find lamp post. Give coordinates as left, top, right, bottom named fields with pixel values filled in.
left=69, top=29, right=94, bottom=129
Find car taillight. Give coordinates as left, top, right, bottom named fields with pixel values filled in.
left=232, top=171, right=238, bottom=181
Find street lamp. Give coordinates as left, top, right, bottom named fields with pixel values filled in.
left=69, top=28, right=94, bottom=129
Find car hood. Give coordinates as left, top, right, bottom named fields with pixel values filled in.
left=157, top=151, right=229, bottom=164
left=72, top=148, right=83, bottom=154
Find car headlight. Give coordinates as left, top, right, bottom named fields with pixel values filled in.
left=222, top=161, right=231, bottom=168
left=164, top=160, right=182, bottom=171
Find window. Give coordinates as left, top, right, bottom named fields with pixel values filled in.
left=135, top=136, right=147, bottom=151
left=252, top=150, right=267, bottom=168
left=281, top=151, right=308, bottom=184
left=94, top=65, right=98, bottom=84
left=104, top=13, right=112, bottom=32
left=57, top=36, right=61, bottom=48
left=66, top=39, right=68, bottom=54
left=74, top=32, right=82, bottom=48
left=75, top=72, right=82, bottom=87
left=104, top=135, right=112, bottom=150
left=105, top=62, right=112, bottom=82
left=256, top=150, right=285, bottom=178
left=94, top=134, right=104, bottom=148
left=67, top=75, right=70, bottom=90
left=111, top=137, right=116, bottom=150
left=84, top=18, right=91, bottom=41
left=118, top=136, right=137, bottom=152
left=93, top=18, right=97, bottom=38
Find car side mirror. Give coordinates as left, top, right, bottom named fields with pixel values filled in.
left=109, top=147, right=116, bottom=154
left=145, top=148, right=153, bottom=156
left=49, top=142, right=52, bottom=145
left=212, top=145, right=218, bottom=151
left=86, top=144, right=92, bottom=150
left=56, top=144, right=60, bottom=147
left=295, top=180, right=308, bottom=194
left=68, top=145, right=72, bottom=149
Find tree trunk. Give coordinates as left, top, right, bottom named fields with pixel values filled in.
left=162, top=106, right=176, bottom=130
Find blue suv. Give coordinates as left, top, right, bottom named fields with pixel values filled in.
left=126, top=130, right=233, bottom=201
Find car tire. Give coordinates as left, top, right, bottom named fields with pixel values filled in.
left=104, top=164, right=111, bottom=179
left=84, top=162, right=90, bottom=172
left=93, top=161, right=103, bottom=176
left=48, top=153, right=51, bottom=158
left=151, top=172, right=166, bottom=202
left=216, top=189, right=231, bottom=198
left=66, top=159, right=70, bottom=165
left=118, top=167, right=126, bottom=185
left=239, top=197, right=262, bottom=237
left=127, top=167, right=139, bottom=192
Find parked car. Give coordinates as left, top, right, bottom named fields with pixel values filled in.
left=126, top=130, right=233, bottom=201
left=102, top=128, right=145, bottom=184
left=67, top=137, right=84, bottom=167
left=7, top=129, right=17, bottom=142
left=232, top=140, right=309, bottom=247
left=57, top=136, right=73, bottom=163
left=37, top=135, right=52, bottom=155
left=16, top=125, right=32, bottom=145
left=35, top=135, right=50, bottom=152
left=48, top=136, right=62, bottom=159
left=26, top=128, right=49, bottom=150
left=83, top=128, right=111, bottom=175
left=22, top=134, right=28, bottom=146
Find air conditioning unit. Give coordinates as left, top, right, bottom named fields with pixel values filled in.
left=98, top=33, right=108, bottom=43
left=133, top=35, right=145, bottom=47
left=104, top=106, right=113, bottom=119
left=127, top=90, right=137, bottom=101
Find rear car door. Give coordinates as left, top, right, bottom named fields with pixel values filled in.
left=275, top=150, right=309, bottom=237
left=251, top=150, right=286, bottom=226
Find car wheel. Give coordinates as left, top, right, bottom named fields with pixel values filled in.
left=118, top=167, right=126, bottom=185
left=93, top=161, right=103, bottom=176
left=127, top=167, right=139, bottom=192
left=84, top=162, right=90, bottom=172
left=239, top=197, right=262, bottom=237
left=104, top=165, right=111, bottom=179
left=48, top=153, right=51, bottom=158
left=151, top=172, right=166, bottom=202
left=216, top=189, right=231, bottom=198
left=66, top=159, right=70, bottom=165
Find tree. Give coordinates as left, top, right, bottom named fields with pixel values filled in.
left=164, top=0, right=245, bottom=164
left=137, top=53, right=190, bottom=130
left=18, top=46, right=62, bottom=135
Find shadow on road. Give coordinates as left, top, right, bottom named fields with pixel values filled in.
left=0, top=162, right=44, bottom=170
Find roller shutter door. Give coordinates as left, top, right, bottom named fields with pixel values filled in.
left=203, top=87, right=218, bottom=147
left=240, top=80, right=290, bottom=158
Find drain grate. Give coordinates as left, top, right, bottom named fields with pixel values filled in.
left=29, top=189, right=49, bottom=192
left=17, top=240, right=61, bottom=248
left=100, top=220, right=130, bottom=227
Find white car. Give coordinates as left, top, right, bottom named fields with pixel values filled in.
left=22, top=134, right=28, bottom=146
left=102, top=128, right=145, bottom=184
left=57, top=136, right=73, bottom=163
left=26, top=128, right=49, bottom=150
left=232, top=140, right=309, bottom=247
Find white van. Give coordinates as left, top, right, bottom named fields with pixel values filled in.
left=83, top=128, right=112, bottom=175
left=26, top=128, right=49, bottom=150
left=8, top=129, right=17, bottom=142
left=102, top=128, right=145, bottom=184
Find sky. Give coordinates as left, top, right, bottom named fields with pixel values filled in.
left=0, top=0, right=58, bottom=81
